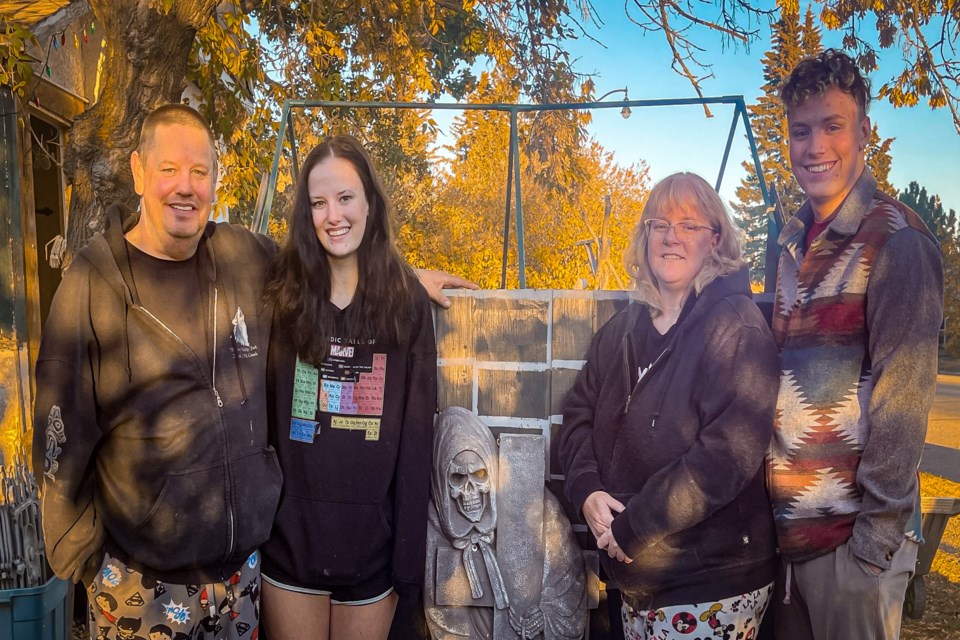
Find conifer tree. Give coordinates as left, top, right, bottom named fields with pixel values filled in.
left=899, top=182, right=958, bottom=243
left=734, top=3, right=816, bottom=283
left=734, top=3, right=896, bottom=284
left=865, top=124, right=895, bottom=193
left=898, top=182, right=959, bottom=354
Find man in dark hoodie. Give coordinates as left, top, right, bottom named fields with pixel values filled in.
left=33, top=104, right=278, bottom=639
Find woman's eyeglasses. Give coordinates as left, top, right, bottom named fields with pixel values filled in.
left=643, top=219, right=718, bottom=239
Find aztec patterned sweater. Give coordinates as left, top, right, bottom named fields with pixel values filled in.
left=768, top=170, right=943, bottom=568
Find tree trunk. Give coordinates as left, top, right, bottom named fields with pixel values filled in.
left=62, top=0, right=219, bottom=264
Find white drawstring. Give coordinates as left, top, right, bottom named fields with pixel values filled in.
left=783, top=562, right=793, bottom=604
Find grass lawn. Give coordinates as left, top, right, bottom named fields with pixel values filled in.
left=901, top=473, right=960, bottom=639
left=920, top=473, right=960, bottom=583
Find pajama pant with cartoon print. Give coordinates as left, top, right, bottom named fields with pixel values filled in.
left=87, top=551, right=261, bottom=640
left=622, top=583, right=774, bottom=640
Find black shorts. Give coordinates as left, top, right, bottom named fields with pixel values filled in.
left=261, top=566, right=393, bottom=605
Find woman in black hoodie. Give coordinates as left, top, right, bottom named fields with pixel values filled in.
left=559, top=173, right=779, bottom=639
left=260, top=135, right=437, bottom=640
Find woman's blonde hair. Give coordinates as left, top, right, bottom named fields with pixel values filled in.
left=625, top=172, right=742, bottom=315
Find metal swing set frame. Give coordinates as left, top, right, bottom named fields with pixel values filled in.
left=253, top=95, right=783, bottom=293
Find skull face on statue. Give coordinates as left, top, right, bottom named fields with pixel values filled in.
left=448, top=450, right=491, bottom=522
left=432, top=407, right=498, bottom=538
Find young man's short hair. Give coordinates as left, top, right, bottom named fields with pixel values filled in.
left=780, top=48, right=871, bottom=118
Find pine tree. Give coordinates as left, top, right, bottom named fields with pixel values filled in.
left=735, top=3, right=897, bottom=284
left=734, top=3, right=817, bottom=283
left=899, top=182, right=959, bottom=244
left=898, top=182, right=960, bottom=354
left=799, top=4, right=820, bottom=57
left=865, top=124, right=895, bottom=194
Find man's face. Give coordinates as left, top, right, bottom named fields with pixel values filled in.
left=787, top=85, right=870, bottom=220
left=130, top=122, right=215, bottom=259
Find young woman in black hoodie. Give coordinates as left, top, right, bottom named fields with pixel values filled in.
left=559, top=173, right=779, bottom=639
left=261, top=135, right=437, bottom=640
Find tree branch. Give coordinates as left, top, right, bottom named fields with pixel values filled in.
left=32, top=0, right=91, bottom=44
left=622, top=0, right=771, bottom=116
left=904, top=15, right=960, bottom=134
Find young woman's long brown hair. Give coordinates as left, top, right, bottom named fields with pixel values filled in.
left=266, top=134, right=418, bottom=365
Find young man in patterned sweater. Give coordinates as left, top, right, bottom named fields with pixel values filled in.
left=768, top=49, right=944, bottom=640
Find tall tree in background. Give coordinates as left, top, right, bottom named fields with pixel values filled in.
left=623, top=0, right=960, bottom=135
left=899, top=182, right=958, bottom=242
left=201, top=0, right=588, bottom=229
left=401, top=71, right=650, bottom=289
left=734, top=3, right=817, bottom=282
left=734, top=3, right=896, bottom=283
left=864, top=125, right=895, bottom=193
left=899, top=182, right=959, bottom=354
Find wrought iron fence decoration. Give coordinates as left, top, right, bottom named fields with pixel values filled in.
left=0, top=450, right=49, bottom=590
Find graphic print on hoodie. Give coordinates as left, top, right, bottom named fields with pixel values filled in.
left=290, top=339, right=387, bottom=443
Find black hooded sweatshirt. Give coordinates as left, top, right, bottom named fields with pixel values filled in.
left=33, top=205, right=282, bottom=585
left=262, top=285, right=437, bottom=598
left=559, top=266, right=779, bottom=609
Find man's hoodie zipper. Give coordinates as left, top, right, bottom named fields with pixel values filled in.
left=107, top=206, right=245, bottom=562
left=129, top=287, right=236, bottom=558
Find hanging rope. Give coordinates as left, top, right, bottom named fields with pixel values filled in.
left=45, top=234, right=67, bottom=269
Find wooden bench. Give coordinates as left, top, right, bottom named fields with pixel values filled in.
left=904, top=496, right=960, bottom=619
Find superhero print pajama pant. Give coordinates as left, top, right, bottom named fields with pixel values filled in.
left=87, top=550, right=261, bottom=640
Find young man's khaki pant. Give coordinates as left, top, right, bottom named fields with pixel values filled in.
left=773, top=538, right=918, bottom=640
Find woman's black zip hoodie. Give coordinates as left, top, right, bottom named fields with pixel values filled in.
left=559, top=266, right=779, bottom=609
left=33, top=205, right=282, bottom=585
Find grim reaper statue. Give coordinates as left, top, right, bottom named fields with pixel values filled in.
left=424, top=407, right=586, bottom=639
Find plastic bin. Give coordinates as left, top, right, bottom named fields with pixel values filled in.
left=0, top=577, right=71, bottom=640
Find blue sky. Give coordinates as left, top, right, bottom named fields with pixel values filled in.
left=567, top=4, right=960, bottom=213
left=430, top=4, right=959, bottom=215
